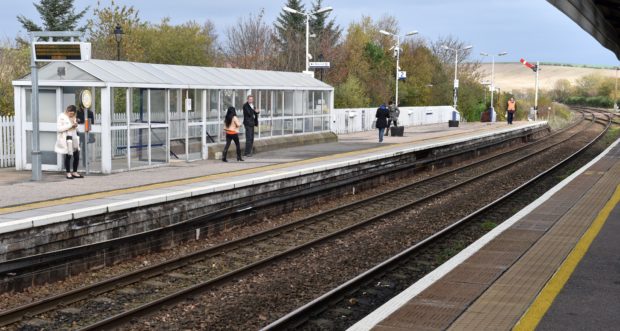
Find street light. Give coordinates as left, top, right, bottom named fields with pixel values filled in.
left=442, top=44, right=472, bottom=123
left=114, top=24, right=124, bottom=61
left=480, top=51, right=508, bottom=122
left=282, top=5, right=333, bottom=73
left=380, top=29, right=418, bottom=107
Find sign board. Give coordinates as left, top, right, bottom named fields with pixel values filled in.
left=185, top=98, right=192, bottom=111
left=453, top=79, right=459, bottom=88
left=33, top=42, right=91, bottom=61
left=309, top=62, right=331, bottom=69
left=398, top=71, right=407, bottom=80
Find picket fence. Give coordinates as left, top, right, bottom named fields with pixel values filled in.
left=0, top=116, right=15, bottom=168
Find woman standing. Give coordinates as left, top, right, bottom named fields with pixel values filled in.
left=375, top=103, right=390, bottom=143
left=54, top=105, right=83, bottom=179
left=222, top=106, right=244, bottom=162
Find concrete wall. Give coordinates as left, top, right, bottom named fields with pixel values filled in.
left=331, top=106, right=461, bottom=134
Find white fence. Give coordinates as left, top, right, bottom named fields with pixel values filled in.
left=331, top=106, right=461, bottom=134
left=1, top=116, right=15, bottom=168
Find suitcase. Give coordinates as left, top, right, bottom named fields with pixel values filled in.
left=390, top=126, right=404, bottom=136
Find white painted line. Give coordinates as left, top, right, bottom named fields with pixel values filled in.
left=348, top=136, right=620, bottom=331
left=106, top=200, right=140, bottom=213
left=31, top=212, right=74, bottom=227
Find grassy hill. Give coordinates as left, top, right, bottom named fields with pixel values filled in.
left=477, top=63, right=618, bottom=92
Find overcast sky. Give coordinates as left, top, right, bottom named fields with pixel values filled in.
left=0, top=0, right=618, bottom=66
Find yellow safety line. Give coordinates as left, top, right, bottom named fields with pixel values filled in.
left=513, top=184, right=620, bottom=331
left=0, top=124, right=507, bottom=215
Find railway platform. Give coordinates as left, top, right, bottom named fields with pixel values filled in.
left=0, top=121, right=548, bottom=288
left=350, top=135, right=620, bottom=330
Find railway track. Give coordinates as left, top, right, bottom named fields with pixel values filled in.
left=261, top=109, right=613, bottom=330
left=0, top=110, right=607, bottom=330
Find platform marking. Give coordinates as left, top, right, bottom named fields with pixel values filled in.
left=0, top=123, right=534, bottom=215
left=348, top=135, right=620, bottom=331
left=513, top=184, right=620, bottom=331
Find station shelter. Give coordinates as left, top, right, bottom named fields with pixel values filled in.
left=12, top=60, right=334, bottom=174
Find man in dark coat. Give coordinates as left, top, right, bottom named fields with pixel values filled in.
left=375, top=103, right=390, bottom=143
left=242, top=95, right=259, bottom=156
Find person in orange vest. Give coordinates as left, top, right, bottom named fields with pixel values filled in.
left=507, top=97, right=517, bottom=125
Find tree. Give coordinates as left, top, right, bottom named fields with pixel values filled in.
left=552, top=79, right=572, bottom=102
left=86, top=0, right=144, bottom=61
left=334, top=76, right=370, bottom=108
left=274, top=0, right=306, bottom=71
left=0, top=40, right=30, bottom=116
left=224, top=9, right=275, bottom=69
left=17, top=0, right=88, bottom=32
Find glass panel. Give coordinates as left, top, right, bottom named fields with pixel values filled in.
left=150, top=89, right=166, bottom=124
left=26, top=89, right=57, bottom=122
left=235, top=89, right=247, bottom=109
left=206, top=123, right=219, bottom=143
left=273, top=119, right=283, bottom=136
left=304, top=118, right=313, bottom=133
left=111, top=128, right=128, bottom=171
left=131, top=88, right=147, bottom=123
left=221, top=89, right=234, bottom=120
left=208, top=90, right=219, bottom=121
left=112, top=88, right=127, bottom=127
left=323, top=116, right=330, bottom=131
left=260, top=90, right=273, bottom=117
left=26, top=131, right=58, bottom=165
left=283, top=91, right=294, bottom=116
left=294, top=118, right=303, bottom=134
left=322, top=91, right=331, bottom=114
left=169, top=89, right=180, bottom=113
left=259, top=118, right=272, bottom=138
left=313, top=117, right=322, bottom=132
left=81, top=132, right=101, bottom=172
left=151, top=128, right=167, bottom=164
left=129, top=127, right=149, bottom=168
left=312, top=91, right=321, bottom=115
left=274, top=91, right=283, bottom=117
left=188, top=125, right=202, bottom=160
left=189, top=89, right=202, bottom=122
left=284, top=118, right=293, bottom=135
left=294, top=90, right=304, bottom=116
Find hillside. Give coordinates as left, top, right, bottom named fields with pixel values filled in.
left=477, top=63, right=617, bottom=92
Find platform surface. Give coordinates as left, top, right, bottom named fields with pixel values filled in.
left=0, top=121, right=544, bottom=233
left=350, top=135, right=620, bottom=331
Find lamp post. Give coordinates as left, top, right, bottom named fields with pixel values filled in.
left=480, top=51, right=508, bottom=122
left=282, top=5, right=333, bottom=73
left=442, top=44, right=472, bottom=122
left=114, top=24, right=124, bottom=61
left=380, top=29, right=418, bottom=107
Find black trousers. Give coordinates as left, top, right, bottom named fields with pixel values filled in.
left=223, top=133, right=241, bottom=160
left=507, top=112, right=514, bottom=124
left=244, top=125, right=255, bottom=156
left=387, top=119, right=398, bottom=129
left=64, top=137, right=79, bottom=173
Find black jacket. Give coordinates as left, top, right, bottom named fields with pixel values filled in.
left=375, top=107, right=390, bottom=129
left=243, top=102, right=259, bottom=126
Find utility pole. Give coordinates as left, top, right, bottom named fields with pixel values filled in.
left=534, top=61, right=540, bottom=121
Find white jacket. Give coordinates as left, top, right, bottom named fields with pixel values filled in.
left=54, top=113, right=80, bottom=154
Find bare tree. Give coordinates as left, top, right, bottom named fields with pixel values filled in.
left=224, top=9, right=275, bottom=70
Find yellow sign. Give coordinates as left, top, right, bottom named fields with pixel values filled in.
left=80, top=89, right=92, bottom=109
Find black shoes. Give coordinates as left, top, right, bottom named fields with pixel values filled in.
left=222, top=158, right=228, bottom=162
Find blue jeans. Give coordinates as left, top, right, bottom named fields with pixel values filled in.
left=378, top=128, right=385, bottom=142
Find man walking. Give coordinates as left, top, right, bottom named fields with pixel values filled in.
left=243, top=95, right=259, bottom=156
left=507, top=97, right=517, bottom=125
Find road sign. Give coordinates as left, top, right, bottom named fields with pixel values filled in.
left=33, top=42, right=91, bottom=61
left=309, top=61, right=331, bottom=69
left=398, top=70, right=407, bottom=80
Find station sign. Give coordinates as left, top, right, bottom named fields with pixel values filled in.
left=398, top=70, right=407, bottom=80
left=33, top=42, right=91, bottom=61
left=309, top=62, right=331, bottom=69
